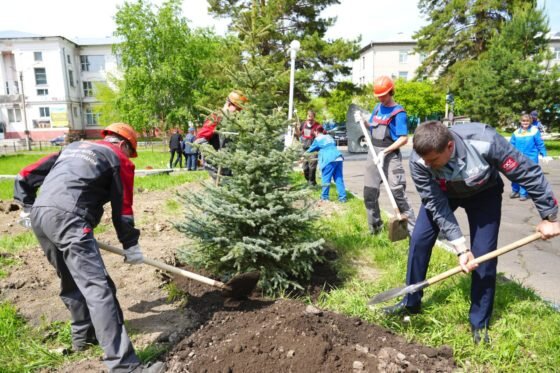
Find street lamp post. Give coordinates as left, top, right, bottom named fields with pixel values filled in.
left=285, top=39, right=300, bottom=148
left=18, top=72, right=31, bottom=150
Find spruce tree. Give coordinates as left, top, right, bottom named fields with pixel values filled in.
left=175, top=56, right=324, bottom=295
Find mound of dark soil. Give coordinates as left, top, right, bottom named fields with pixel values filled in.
left=165, top=297, right=455, bottom=373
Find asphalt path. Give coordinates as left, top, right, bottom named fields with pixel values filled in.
left=340, top=145, right=560, bottom=308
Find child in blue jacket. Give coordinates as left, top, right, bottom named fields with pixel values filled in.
left=510, top=113, right=547, bottom=201
left=306, top=126, right=347, bottom=202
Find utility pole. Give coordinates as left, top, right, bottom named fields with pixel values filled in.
left=285, top=39, right=300, bottom=148
left=19, top=71, right=31, bottom=151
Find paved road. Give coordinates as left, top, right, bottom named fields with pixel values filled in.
left=340, top=145, right=560, bottom=308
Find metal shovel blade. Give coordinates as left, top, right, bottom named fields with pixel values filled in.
left=222, top=271, right=260, bottom=299
left=367, top=281, right=428, bottom=306
left=387, top=216, right=408, bottom=242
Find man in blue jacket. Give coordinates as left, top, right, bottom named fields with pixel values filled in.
left=383, top=120, right=560, bottom=344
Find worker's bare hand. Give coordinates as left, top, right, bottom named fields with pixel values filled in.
left=536, top=220, right=560, bottom=240
left=459, top=251, right=477, bottom=273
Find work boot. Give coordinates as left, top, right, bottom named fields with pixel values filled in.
left=509, top=192, right=520, bottom=199
left=472, top=327, right=490, bottom=345
left=71, top=329, right=99, bottom=352
left=381, top=299, right=421, bottom=316
left=370, top=222, right=384, bottom=235
left=132, top=361, right=166, bottom=373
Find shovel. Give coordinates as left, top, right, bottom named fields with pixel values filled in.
left=368, top=232, right=542, bottom=306
left=355, top=109, right=408, bottom=242
left=98, top=242, right=259, bottom=299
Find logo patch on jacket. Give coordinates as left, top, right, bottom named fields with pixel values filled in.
left=501, top=157, right=519, bottom=172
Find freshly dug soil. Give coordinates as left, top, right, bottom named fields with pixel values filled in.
left=165, top=296, right=455, bottom=373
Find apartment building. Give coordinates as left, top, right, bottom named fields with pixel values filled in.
left=352, top=32, right=560, bottom=86
left=0, top=31, right=119, bottom=140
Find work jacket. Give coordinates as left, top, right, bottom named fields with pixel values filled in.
left=169, top=133, right=183, bottom=150
left=306, top=133, right=343, bottom=170
left=510, top=126, right=546, bottom=163
left=14, top=140, right=140, bottom=249
left=410, top=123, right=558, bottom=242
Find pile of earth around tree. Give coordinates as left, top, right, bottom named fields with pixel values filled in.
left=163, top=275, right=456, bottom=373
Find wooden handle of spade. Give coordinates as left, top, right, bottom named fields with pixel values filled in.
left=356, top=116, right=403, bottom=220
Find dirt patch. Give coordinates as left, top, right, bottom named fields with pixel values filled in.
left=165, top=298, right=454, bottom=373
left=0, top=185, right=455, bottom=372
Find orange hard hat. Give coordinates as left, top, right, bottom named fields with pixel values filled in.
left=373, top=76, right=395, bottom=97
left=101, top=122, right=138, bottom=157
left=227, top=90, right=248, bottom=109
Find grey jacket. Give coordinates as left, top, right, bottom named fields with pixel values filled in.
left=410, top=123, right=558, bottom=241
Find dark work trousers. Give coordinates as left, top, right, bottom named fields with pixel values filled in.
left=363, top=147, right=416, bottom=235
left=169, top=149, right=182, bottom=168
left=404, top=185, right=502, bottom=329
left=185, top=153, right=198, bottom=170
left=303, top=152, right=318, bottom=185
left=30, top=207, right=141, bottom=372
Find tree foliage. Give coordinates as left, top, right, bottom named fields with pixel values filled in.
left=207, top=0, right=360, bottom=98
left=414, top=0, right=532, bottom=78
left=112, top=0, right=227, bottom=131
left=448, top=5, right=559, bottom=127
left=175, top=25, right=324, bottom=295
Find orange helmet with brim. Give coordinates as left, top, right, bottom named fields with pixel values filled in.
left=101, top=122, right=138, bottom=158
left=373, top=75, right=395, bottom=97
left=227, top=90, right=248, bottom=109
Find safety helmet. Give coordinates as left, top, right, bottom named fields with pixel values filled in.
left=101, top=122, right=138, bottom=158
left=373, top=76, right=395, bottom=97
left=227, top=90, right=248, bottom=109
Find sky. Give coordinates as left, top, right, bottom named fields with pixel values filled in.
left=1, top=0, right=559, bottom=46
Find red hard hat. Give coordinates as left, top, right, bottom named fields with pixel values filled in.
left=373, top=76, right=394, bottom=97
left=101, top=122, right=138, bottom=158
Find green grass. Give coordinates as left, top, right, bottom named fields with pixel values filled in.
left=135, top=171, right=207, bottom=191
left=315, top=198, right=560, bottom=372
left=544, top=140, right=560, bottom=157
left=0, top=303, right=69, bottom=372
left=0, top=232, right=38, bottom=278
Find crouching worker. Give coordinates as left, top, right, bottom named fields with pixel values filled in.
left=383, top=121, right=560, bottom=344
left=14, top=123, right=165, bottom=373
left=306, top=126, right=347, bottom=202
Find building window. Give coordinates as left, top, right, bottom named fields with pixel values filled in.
left=419, top=52, right=427, bottom=63
left=399, top=50, right=408, bottom=64
left=34, top=51, right=43, bottom=61
left=555, top=47, right=560, bottom=60
left=68, top=70, right=75, bottom=87
left=8, top=108, right=22, bottom=123
left=39, top=107, right=50, bottom=117
left=85, top=108, right=100, bottom=126
left=67, top=54, right=71, bottom=64
left=34, top=68, right=47, bottom=85
left=80, top=55, right=105, bottom=72
left=398, top=71, right=408, bottom=80
left=83, top=81, right=94, bottom=97
left=37, top=89, right=49, bottom=96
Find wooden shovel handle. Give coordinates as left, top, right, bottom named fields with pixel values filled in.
left=427, top=232, right=542, bottom=286
left=97, top=242, right=230, bottom=290
left=356, top=117, right=402, bottom=219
